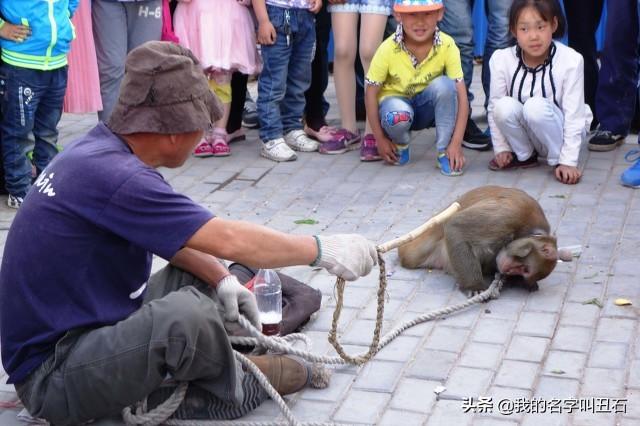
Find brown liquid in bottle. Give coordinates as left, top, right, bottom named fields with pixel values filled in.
left=262, top=322, right=281, bottom=336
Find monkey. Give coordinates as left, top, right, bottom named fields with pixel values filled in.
left=398, top=186, right=559, bottom=294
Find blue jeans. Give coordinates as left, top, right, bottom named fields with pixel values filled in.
left=257, top=5, right=316, bottom=142
left=0, top=64, right=67, bottom=197
left=379, top=77, right=458, bottom=151
left=439, top=0, right=512, bottom=107
left=596, top=0, right=639, bottom=136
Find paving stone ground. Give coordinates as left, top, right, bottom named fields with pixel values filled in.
left=1, top=65, right=639, bottom=425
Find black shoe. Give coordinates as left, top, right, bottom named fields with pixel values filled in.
left=587, top=129, right=625, bottom=152
left=462, top=118, right=492, bottom=151
left=242, top=91, right=259, bottom=129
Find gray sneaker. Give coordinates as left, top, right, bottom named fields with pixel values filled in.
left=284, top=130, right=319, bottom=152
left=261, top=138, right=297, bottom=162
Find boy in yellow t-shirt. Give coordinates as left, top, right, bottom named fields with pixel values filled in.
left=364, top=0, right=468, bottom=175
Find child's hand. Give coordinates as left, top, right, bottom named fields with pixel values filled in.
left=309, top=0, right=323, bottom=13
left=446, top=144, right=465, bottom=172
left=493, top=151, right=513, bottom=169
left=236, top=0, right=251, bottom=5
left=0, top=22, right=31, bottom=43
left=328, top=0, right=347, bottom=3
left=377, top=135, right=398, bottom=164
left=555, top=165, right=581, bottom=185
left=309, top=0, right=322, bottom=13
left=257, top=21, right=276, bottom=45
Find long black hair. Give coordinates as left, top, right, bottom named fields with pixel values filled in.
left=508, top=0, right=566, bottom=39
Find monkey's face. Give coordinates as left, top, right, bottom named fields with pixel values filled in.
left=496, top=236, right=558, bottom=285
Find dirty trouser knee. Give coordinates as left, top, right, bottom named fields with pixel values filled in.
left=16, top=266, right=261, bottom=425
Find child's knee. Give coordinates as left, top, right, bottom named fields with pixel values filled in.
left=429, top=76, right=456, bottom=101
left=523, top=97, right=553, bottom=124
left=382, top=110, right=413, bottom=133
left=493, top=97, right=522, bottom=125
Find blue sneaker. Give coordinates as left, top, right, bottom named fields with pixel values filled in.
left=394, top=143, right=410, bottom=165
left=436, top=151, right=463, bottom=176
left=621, top=149, right=640, bottom=188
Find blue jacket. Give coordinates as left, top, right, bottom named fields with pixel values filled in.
left=0, top=0, right=79, bottom=70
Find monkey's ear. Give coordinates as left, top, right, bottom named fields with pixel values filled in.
left=540, top=243, right=558, bottom=261
left=511, top=243, right=533, bottom=258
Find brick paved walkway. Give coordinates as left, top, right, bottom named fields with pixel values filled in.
left=1, top=67, right=639, bottom=425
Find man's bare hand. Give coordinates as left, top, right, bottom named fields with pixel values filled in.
left=0, top=22, right=31, bottom=43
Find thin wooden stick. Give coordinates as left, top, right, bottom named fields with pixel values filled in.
left=376, top=201, right=461, bottom=253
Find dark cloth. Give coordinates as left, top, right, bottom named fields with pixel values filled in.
left=303, top=2, right=331, bottom=131
left=228, top=263, right=322, bottom=336
left=107, top=41, right=222, bottom=135
left=564, top=0, right=604, bottom=129
left=227, top=72, right=249, bottom=134
left=595, top=0, right=640, bottom=135
left=0, top=123, right=214, bottom=384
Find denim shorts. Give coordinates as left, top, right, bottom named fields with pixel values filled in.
left=328, top=0, right=392, bottom=15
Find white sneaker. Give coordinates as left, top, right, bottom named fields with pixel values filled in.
left=261, top=138, right=297, bottom=162
left=284, top=129, right=320, bottom=152
left=7, top=194, right=23, bottom=209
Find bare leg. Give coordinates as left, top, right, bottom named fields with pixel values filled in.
left=358, top=13, right=389, bottom=135
left=331, top=13, right=359, bottom=133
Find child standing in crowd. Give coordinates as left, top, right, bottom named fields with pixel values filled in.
left=0, top=0, right=78, bottom=209
left=487, top=0, right=592, bottom=185
left=365, top=0, right=467, bottom=175
left=324, top=0, right=392, bottom=157
left=174, top=0, right=262, bottom=157
left=253, top=0, right=322, bottom=162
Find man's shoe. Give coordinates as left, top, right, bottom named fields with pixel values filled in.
left=488, top=152, right=539, bottom=171
left=7, top=194, right=23, bottom=209
left=261, top=138, right=297, bottom=162
left=462, top=118, right=492, bottom=151
left=360, top=134, right=382, bottom=161
left=621, top=149, right=640, bottom=188
left=588, top=129, right=625, bottom=152
left=247, top=354, right=311, bottom=395
left=242, top=92, right=259, bottom=129
left=284, top=129, right=319, bottom=152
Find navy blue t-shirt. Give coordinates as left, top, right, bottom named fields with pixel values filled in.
left=0, top=124, right=214, bottom=384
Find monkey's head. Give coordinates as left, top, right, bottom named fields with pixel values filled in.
left=496, top=235, right=558, bottom=286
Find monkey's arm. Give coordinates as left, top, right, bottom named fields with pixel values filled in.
left=443, top=219, right=488, bottom=292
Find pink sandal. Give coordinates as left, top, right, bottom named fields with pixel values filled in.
left=210, top=133, right=231, bottom=157
left=193, top=139, right=214, bottom=157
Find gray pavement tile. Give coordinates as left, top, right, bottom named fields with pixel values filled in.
left=559, top=302, right=600, bottom=328
left=550, top=326, right=593, bottom=353
left=571, top=411, right=619, bottom=426
left=494, top=360, right=539, bottom=390
left=542, top=350, right=587, bottom=380
left=388, top=377, right=439, bottom=414
left=520, top=413, right=570, bottom=426
left=373, top=336, right=422, bottom=362
left=472, top=318, right=516, bottom=345
left=332, top=390, right=390, bottom=424
left=472, top=418, right=518, bottom=426
left=407, top=349, right=457, bottom=381
left=352, top=361, right=404, bottom=392
left=289, top=399, right=335, bottom=423
left=534, top=376, right=580, bottom=399
left=424, top=325, right=470, bottom=353
left=505, top=336, right=549, bottom=363
left=459, top=342, right=504, bottom=370
left=514, top=312, right=558, bottom=338
left=445, top=367, right=493, bottom=398
left=379, top=408, right=428, bottom=426
left=588, top=342, right=629, bottom=369
left=426, top=399, right=474, bottom=426
left=299, top=372, right=354, bottom=402
left=595, top=318, right=636, bottom=342
left=580, top=368, right=626, bottom=398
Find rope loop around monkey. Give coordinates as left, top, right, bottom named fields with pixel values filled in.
left=123, top=201, right=506, bottom=426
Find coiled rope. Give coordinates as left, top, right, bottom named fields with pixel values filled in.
left=123, top=202, right=505, bottom=425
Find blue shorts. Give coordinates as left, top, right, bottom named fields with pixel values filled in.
left=328, top=0, right=392, bottom=15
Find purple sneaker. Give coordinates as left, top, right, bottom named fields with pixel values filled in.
left=360, top=134, right=382, bottom=162
left=319, top=129, right=361, bottom=154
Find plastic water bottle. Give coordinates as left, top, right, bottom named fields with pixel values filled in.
left=253, top=269, right=282, bottom=336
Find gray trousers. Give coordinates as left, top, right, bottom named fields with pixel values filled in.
left=92, top=0, right=162, bottom=122
left=15, top=266, right=266, bottom=425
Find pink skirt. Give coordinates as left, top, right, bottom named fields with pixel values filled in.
left=63, top=0, right=102, bottom=114
left=174, top=0, right=262, bottom=76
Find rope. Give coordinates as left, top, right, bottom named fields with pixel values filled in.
left=122, top=201, right=505, bottom=425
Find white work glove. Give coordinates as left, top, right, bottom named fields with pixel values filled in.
left=216, top=275, right=261, bottom=330
left=312, top=234, right=378, bottom=281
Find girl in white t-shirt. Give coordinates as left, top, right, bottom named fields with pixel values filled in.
left=487, top=0, right=592, bottom=185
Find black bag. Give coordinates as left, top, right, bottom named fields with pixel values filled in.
left=228, top=263, right=322, bottom=336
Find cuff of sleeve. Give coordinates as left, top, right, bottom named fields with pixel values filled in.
left=216, top=274, right=234, bottom=288
left=310, top=235, right=322, bottom=266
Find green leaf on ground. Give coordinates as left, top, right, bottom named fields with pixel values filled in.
left=294, top=218, right=319, bottom=225
left=582, top=298, right=603, bottom=308
left=548, top=194, right=566, bottom=199
left=550, top=369, right=566, bottom=375
left=583, top=272, right=599, bottom=279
